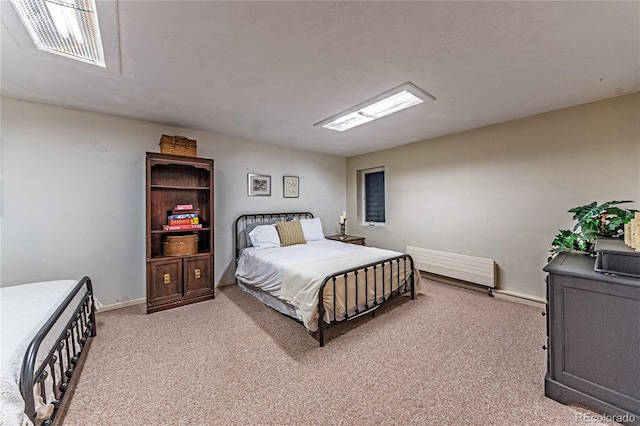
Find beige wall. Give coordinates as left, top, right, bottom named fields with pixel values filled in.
left=347, top=92, right=640, bottom=301
left=1, top=98, right=346, bottom=306
left=3, top=93, right=637, bottom=305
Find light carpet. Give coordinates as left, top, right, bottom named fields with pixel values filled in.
left=60, top=278, right=614, bottom=425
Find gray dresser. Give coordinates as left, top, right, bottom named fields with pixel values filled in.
left=544, top=252, right=640, bottom=425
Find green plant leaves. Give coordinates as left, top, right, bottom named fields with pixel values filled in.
left=549, top=200, right=637, bottom=262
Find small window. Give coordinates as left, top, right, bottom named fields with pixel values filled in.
left=362, top=167, right=385, bottom=225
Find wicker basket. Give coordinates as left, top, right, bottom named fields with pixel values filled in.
left=159, top=135, right=197, bottom=157
left=163, top=234, right=199, bottom=256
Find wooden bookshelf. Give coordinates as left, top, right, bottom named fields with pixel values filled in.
left=146, top=152, right=214, bottom=313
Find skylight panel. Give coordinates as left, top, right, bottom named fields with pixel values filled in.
left=10, top=0, right=105, bottom=67
left=315, top=82, right=435, bottom=132
left=322, top=111, right=375, bottom=132
left=359, top=91, right=423, bottom=118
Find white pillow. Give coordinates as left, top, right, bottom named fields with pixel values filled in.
left=248, top=224, right=281, bottom=249
left=300, top=217, right=325, bottom=241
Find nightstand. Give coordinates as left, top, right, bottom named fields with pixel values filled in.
left=326, top=235, right=366, bottom=246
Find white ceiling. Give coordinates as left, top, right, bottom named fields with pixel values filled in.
left=2, top=1, right=639, bottom=157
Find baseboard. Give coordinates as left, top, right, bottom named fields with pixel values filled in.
left=421, top=272, right=546, bottom=310
left=217, top=278, right=237, bottom=287
left=97, top=298, right=145, bottom=313
left=97, top=279, right=238, bottom=313
left=493, top=289, right=546, bottom=309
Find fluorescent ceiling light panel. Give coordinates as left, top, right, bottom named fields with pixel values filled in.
left=10, top=0, right=105, bottom=67
left=315, top=82, right=435, bottom=132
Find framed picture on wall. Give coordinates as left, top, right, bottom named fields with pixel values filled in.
left=283, top=176, right=299, bottom=198
left=248, top=174, right=271, bottom=196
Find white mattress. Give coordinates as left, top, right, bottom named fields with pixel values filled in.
left=0, top=280, right=86, bottom=426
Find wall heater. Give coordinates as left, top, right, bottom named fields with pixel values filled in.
left=406, top=246, right=496, bottom=291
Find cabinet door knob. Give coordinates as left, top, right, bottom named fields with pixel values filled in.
left=542, top=345, right=547, bottom=350
left=163, top=273, right=171, bottom=284
left=194, top=268, right=201, bottom=279
left=541, top=311, right=546, bottom=316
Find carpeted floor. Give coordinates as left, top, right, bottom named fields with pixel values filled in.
left=60, top=279, right=612, bottom=425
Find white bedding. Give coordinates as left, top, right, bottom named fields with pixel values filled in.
left=236, top=239, right=367, bottom=296
left=236, top=239, right=420, bottom=331
left=0, top=280, right=85, bottom=426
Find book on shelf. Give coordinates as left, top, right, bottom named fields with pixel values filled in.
left=170, top=208, right=200, bottom=215
left=168, top=217, right=200, bottom=226
left=168, top=213, right=199, bottom=220
left=173, top=204, right=194, bottom=211
left=162, top=224, right=203, bottom=231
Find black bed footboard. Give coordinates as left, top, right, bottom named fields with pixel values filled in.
left=20, top=276, right=97, bottom=426
left=317, top=254, right=416, bottom=347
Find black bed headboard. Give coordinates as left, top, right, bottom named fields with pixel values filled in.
left=234, top=212, right=313, bottom=262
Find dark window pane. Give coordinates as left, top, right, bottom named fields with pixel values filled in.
left=365, top=171, right=385, bottom=223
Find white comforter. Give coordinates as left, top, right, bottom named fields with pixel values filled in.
left=0, top=280, right=82, bottom=426
left=236, top=239, right=420, bottom=331
left=236, top=239, right=368, bottom=296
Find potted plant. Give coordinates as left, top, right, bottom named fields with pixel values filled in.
left=548, top=200, right=637, bottom=261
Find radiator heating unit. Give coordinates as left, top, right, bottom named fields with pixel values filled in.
left=406, top=246, right=496, bottom=294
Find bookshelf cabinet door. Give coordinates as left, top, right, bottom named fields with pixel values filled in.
left=183, top=254, right=213, bottom=298
left=148, top=259, right=182, bottom=305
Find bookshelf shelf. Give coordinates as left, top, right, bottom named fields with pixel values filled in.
left=150, top=185, right=210, bottom=190
left=150, top=227, right=211, bottom=234
left=149, top=249, right=213, bottom=260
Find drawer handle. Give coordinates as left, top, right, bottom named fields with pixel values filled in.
left=194, top=268, right=201, bottom=279
left=163, top=273, right=171, bottom=284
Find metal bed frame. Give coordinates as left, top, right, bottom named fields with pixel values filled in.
left=19, top=276, right=97, bottom=425
left=235, top=213, right=416, bottom=346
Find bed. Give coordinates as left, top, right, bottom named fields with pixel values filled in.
left=0, top=277, right=97, bottom=426
left=234, top=212, right=420, bottom=346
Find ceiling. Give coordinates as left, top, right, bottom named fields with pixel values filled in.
left=2, top=1, right=639, bottom=157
